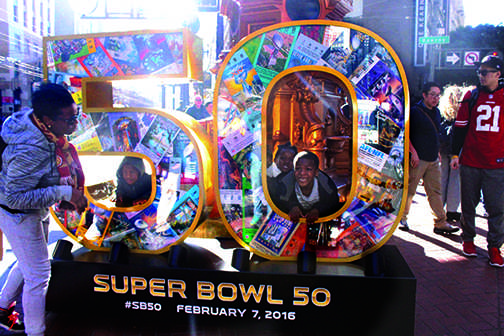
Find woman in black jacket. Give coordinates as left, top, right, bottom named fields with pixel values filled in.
left=115, top=156, right=152, bottom=207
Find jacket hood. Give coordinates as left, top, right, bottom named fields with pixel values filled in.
left=1, top=109, right=47, bottom=146
left=115, top=157, right=152, bottom=207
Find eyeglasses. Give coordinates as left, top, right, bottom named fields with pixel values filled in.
left=476, top=69, right=498, bottom=76
left=57, top=112, right=80, bottom=125
left=428, top=92, right=441, bottom=98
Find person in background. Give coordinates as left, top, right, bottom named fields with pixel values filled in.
left=399, top=82, right=459, bottom=235
left=438, top=84, right=466, bottom=222
left=184, top=94, right=210, bottom=120
left=451, top=55, right=504, bottom=267
left=0, top=83, right=88, bottom=335
left=204, top=100, right=213, bottom=118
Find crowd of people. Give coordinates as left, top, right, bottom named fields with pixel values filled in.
left=401, top=55, right=504, bottom=269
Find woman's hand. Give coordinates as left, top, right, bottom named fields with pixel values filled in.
left=70, top=188, right=88, bottom=214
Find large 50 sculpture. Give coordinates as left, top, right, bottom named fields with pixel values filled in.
left=44, top=20, right=408, bottom=261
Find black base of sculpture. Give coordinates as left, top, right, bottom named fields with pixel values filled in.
left=47, top=238, right=416, bottom=336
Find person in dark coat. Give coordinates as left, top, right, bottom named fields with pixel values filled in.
left=115, top=156, right=152, bottom=207
left=185, top=95, right=210, bottom=120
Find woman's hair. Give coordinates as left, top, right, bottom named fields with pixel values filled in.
left=438, top=85, right=462, bottom=121
left=115, top=156, right=152, bottom=207
left=117, top=157, right=145, bottom=179
left=32, top=82, right=75, bottom=120
left=293, top=151, right=319, bottom=169
left=439, top=85, right=471, bottom=121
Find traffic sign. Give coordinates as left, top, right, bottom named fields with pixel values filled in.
left=440, top=51, right=462, bottom=68
left=446, top=52, right=461, bottom=65
left=419, top=36, right=450, bottom=44
left=437, top=49, right=494, bottom=69
left=464, top=51, right=480, bottom=66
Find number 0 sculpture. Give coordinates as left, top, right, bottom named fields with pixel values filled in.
left=213, top=20, right=409, bottom=261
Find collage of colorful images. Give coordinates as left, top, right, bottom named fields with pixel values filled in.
left=44, top=30, right=207, bottom=253
left=51, top=110, right=201, bottom=252
left=46, top=32, right=187, bottom=79
left=44, top=23, right=406, bottom=259
left=216, top=22, right=407, bottom=260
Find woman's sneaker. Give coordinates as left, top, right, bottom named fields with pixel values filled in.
left=0, top=304, right=24, bottom=333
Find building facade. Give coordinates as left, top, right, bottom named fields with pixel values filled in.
left=347, top=0, right=465, bottom=97
left=0, top=0, right=54, bottom=115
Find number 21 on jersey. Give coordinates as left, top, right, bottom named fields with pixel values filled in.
left=476, top=105, right=501, bottom=132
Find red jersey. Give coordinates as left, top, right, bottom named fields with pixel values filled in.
left=454, top=87, right=504, bottom=169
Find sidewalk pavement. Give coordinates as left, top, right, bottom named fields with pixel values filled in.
left=0, top=185, right=502, bottom=336
left=390, top=185, right=503, bottom=336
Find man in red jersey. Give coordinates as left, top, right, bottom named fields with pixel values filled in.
left=451, top=55, right=504, bottom=267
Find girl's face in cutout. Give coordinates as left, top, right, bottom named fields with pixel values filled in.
left=122, top=163, right=139, bottom=185
left=294, top=158, right=318, bottom=192
left=275, top=150, right=295, bottom=173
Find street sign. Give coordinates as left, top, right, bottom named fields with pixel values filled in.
left=464, top=51, right=480, bottom=66
left=440, top=51, right=462, bottom=68
left=437, top=50, right=494, bottom=69
left=419, top=36, right=450, bottom=44
left=446, top=52, right=461, bottom=65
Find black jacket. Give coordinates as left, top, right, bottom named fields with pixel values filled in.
left=115, top=157, right=152, bottom=207
left=271, top=170, right=342, bottom=218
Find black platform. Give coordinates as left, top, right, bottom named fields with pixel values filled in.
left=47, top=238, right=416, bottom=336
